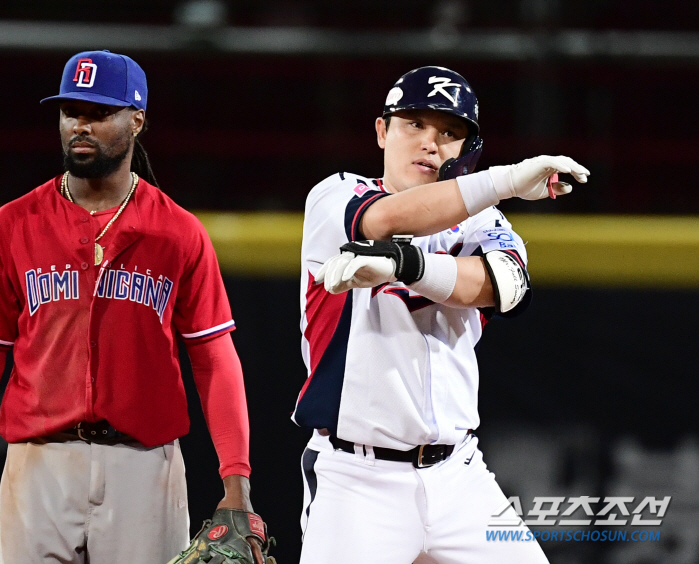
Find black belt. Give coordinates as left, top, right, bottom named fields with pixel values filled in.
left=36, top=421, right=136, bottom=444
left=329, top=435, right=458, bottom=468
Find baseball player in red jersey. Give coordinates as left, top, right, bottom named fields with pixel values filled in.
left=295, top=66, right=590, bottom=563
left=0, top=51, right=269, bottom=563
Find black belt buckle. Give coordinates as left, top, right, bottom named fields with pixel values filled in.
left=76, top=423, right=89, bottom=442
left=75, top=421, right=120, bottom=443
left=413, top=444, right=447, bottom=468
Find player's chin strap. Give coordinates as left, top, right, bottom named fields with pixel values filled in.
left=438, top=136, right=483, bottom=181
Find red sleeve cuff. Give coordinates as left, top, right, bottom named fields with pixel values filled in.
left=220, top=463, right=252, bottom=480
left=186, top=334, right=251, bottom=481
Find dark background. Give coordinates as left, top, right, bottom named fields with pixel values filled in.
left=1, top=2, right=699, bottom=563
left=1, top=0, right=698, bottom=215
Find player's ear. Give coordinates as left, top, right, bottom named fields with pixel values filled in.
left=376, top=117, right=387, bottom=149
left=131, top=109, right=146, bottom=137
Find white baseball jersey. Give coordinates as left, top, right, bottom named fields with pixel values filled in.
left=294, top=172, right=529, bottom=450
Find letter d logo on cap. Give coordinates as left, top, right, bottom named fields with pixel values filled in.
left=73, top=58, right=97, bottom=88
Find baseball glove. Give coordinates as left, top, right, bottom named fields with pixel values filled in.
left=167, top=509, right=276, bottom=564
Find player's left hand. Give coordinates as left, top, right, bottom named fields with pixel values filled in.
left=316, top=239, right=427, bottom=294
left=166, top=509, right=276, bottom=564
left=316, top=250, right=397, bottom=294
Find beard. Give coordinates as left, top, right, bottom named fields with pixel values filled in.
left=63, top=134, right=131, bottom=179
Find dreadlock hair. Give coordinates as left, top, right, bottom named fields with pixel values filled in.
left=131, top=119, right=159, bottom=188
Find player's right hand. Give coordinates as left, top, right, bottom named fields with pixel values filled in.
left=489, top=155, right=590, bottom=201
left=315, top=251, right=397, bottom=294
left=166, top=509, right=275, bottom=564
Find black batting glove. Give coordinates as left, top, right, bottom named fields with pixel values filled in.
left=339, top=238, right=425, bottom=285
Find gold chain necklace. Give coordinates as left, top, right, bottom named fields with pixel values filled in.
left=61, top=171, right=138, bottom=266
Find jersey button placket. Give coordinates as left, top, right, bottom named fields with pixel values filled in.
left=83, top=214, right=100, bottom=421
left=70, top=211, right=100, bottom=421
left=85, top=324, right=97, bottom=418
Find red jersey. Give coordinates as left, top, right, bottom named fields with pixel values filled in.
left=0, top=176, right=235, bottom=447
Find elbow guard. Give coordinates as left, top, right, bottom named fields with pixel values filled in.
left=483, top=250, right=531, bottom=316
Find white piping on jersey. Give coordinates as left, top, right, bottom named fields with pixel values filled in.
left=0, top=338, right=14, bottom=347
left=181, top=320, right=235, bottom=339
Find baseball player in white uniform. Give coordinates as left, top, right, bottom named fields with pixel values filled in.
left=293, top=66, right=590, bottom=564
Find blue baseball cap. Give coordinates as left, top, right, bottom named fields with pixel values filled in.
left=41, top=50, right=147, bottom=111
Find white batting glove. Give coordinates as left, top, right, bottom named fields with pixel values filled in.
left=490, top=155, right=590, bottom=200
left=457, top=155, right=590, bottom=216
left=315, top=252, right=396, bottom=294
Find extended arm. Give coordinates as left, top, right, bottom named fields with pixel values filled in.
left=317, top=240, right=528, bottom=313
left=361, top=155, right=590, bottom=240
left=185, top=333, right=252, bottom=499
left=186, top=333, right=266, bottom=564
left=361, top=178, right=466, bottom=240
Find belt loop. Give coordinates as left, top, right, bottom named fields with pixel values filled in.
left=363, top=445, right=376, bottom=466
left=352, top=443, right=364, bottom=461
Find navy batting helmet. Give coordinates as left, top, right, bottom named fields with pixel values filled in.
left=383, top=66, right=483, bottom=173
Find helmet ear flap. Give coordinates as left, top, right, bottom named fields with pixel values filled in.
left=461, top=137, right=483, bottom=174
left=438, top=137, right=483, bottom=181
left=460, top=132, right=481, bottom=158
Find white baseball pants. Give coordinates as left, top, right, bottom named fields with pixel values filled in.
left=0, top=439, right=190, bottom=563
left=300, top=434, right=549, bottom=564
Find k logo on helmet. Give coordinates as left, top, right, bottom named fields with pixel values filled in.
left=427, top=76, right=461, bottom=106
left=73, top=58, right=97, bottom=88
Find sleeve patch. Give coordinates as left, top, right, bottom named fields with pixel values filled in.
left=479, top=228, right=518, bottom=251
left=352, top=184, right=373, bottom=197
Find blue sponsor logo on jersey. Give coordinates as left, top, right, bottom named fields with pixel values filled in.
left=25, top=267, right=80, bottom=316
left=486, top=231, right=515, bottom=242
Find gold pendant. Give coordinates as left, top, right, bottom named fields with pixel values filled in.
left=95, top=243, right=104, bottom=266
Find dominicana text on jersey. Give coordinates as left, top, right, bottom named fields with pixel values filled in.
left=25, top=264, right=173, bottom=322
